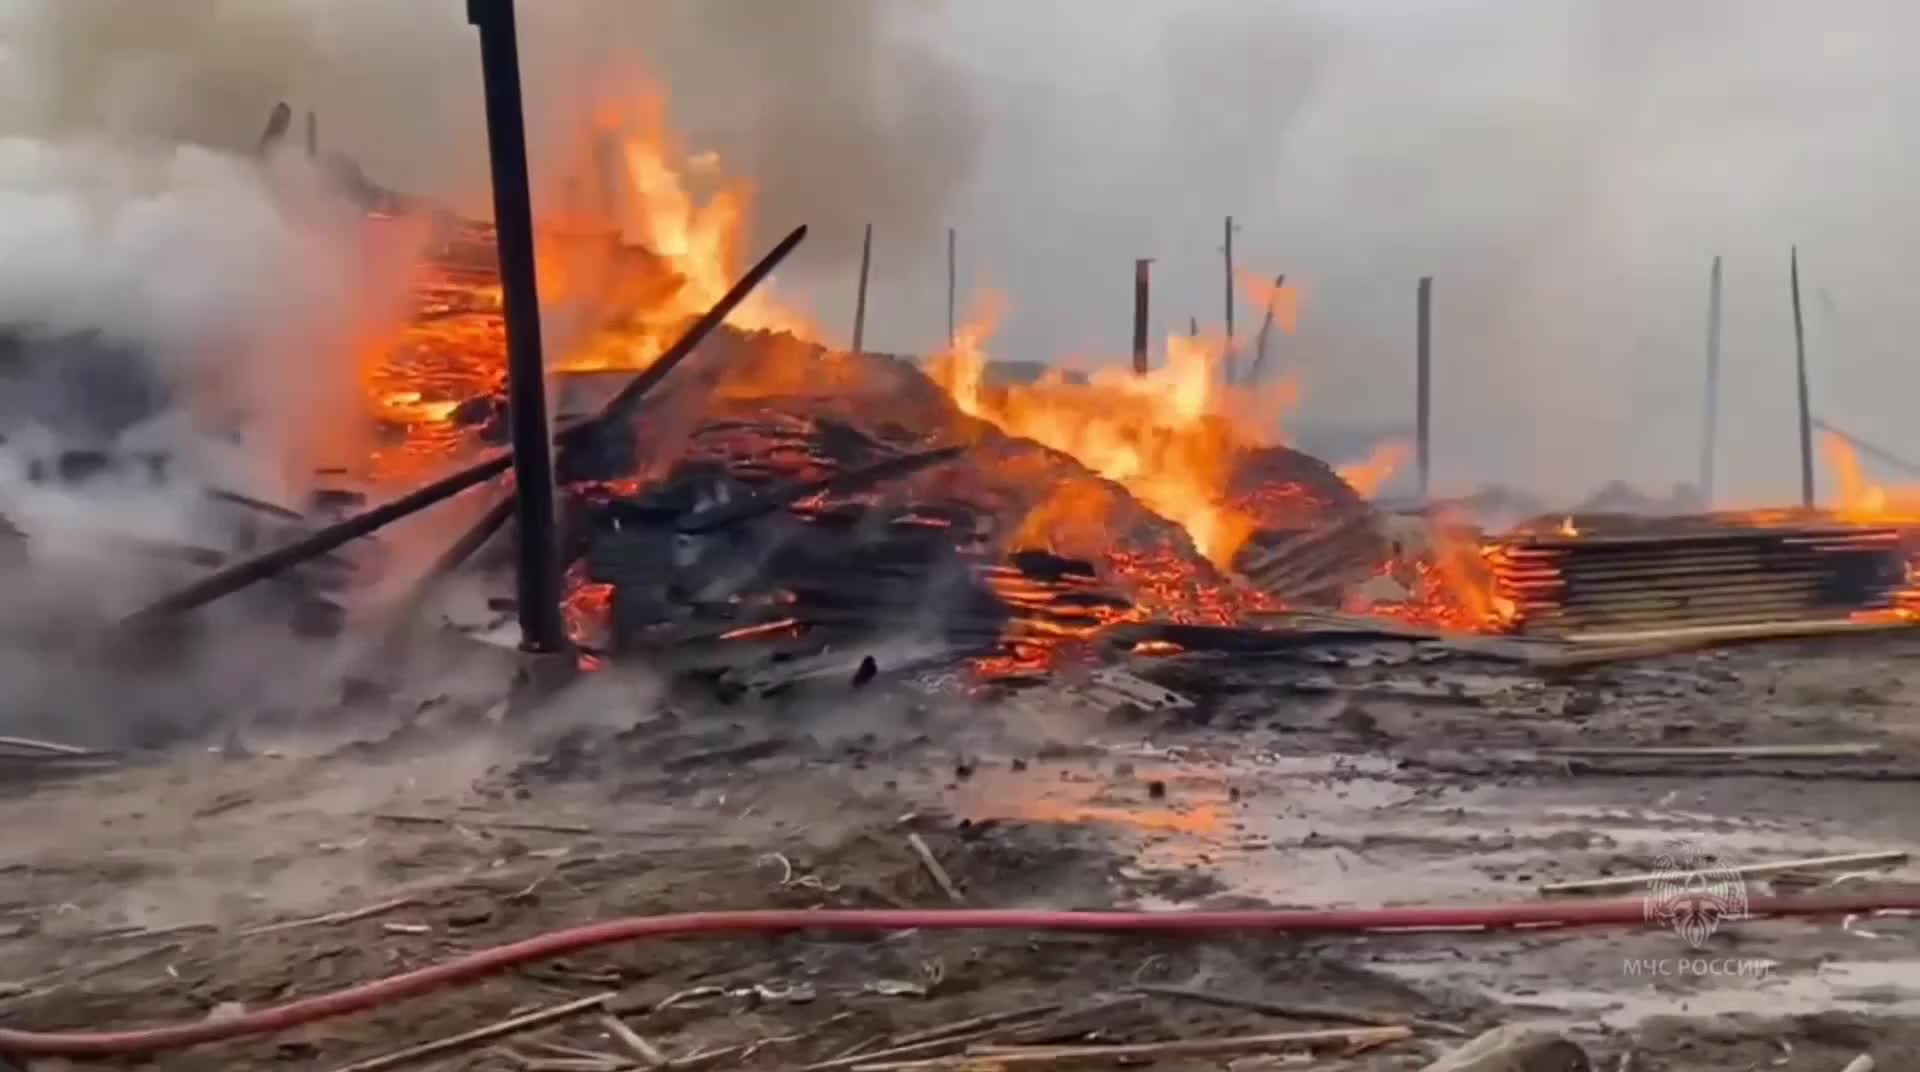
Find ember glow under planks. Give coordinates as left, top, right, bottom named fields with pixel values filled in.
left=1489, top=521, right=1905, bottom=637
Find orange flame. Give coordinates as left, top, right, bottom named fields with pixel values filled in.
left=1819, top=431, right=1919, bottom=521
left=1237, top=270, right=1300, bottom=337
left=929, top=304, right=1261, bottom=567
left=1336, top=441, right=1410, bottom=500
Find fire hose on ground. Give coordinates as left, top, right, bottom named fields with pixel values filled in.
left=2, top=896, right=1917, bottom=1059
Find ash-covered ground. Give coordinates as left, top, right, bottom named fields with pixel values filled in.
left=5, top=620, right=1920, bottom=1072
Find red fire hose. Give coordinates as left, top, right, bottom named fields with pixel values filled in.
left=2, top=896, right=1912, bottom=1058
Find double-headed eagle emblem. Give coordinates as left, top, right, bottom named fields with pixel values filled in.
left=1642, top=852, right=1749, bottom=949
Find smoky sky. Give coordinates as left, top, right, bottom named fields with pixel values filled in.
left=3, top=0, right=1918, bottom=506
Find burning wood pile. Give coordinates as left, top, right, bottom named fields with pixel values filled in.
left=471, top=326, right=1342, bottom=681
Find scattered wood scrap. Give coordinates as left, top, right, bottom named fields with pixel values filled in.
left=1421, top=1025, right=1590, bottom=1072
left=1133, top=982, right=1467, bottom=1037
left=1540, top=851, right=1908, bottom=897
left=906, top=833, right=965, bottom=905
left=327, top=992, right=613, bottom=1072
left=851, top=1026, right=1411, bottom=1069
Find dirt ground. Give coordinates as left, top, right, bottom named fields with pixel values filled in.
left=5, top=626, right=1920, bottom=1071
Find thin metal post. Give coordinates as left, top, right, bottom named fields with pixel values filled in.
left=1791, top=246, right=1814, bottom=507
left=468, top=0, right=568, bottom=653
left=946, top=227, right=957, bottom=349
left=1223, top=215, right=1236, bottom=383
left=1701, top=256, right=1722, bottom=506
left=1416, top=276, right=1433, bottom=501
left=852, top=223, right=872, bottom=354
left=1133, top=258, right=1153, bottom=375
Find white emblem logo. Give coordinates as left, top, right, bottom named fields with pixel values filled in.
left=1642, top=851, right=1749, bottom=949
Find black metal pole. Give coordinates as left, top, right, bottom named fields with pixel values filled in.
left=1701, top=255, right=1722, bottom=506
left=852, top=223, right=872, bottom=354
left=1416, top=276, right=1433, bottom=501
left=1790, top=246, right=1814, bottom=508
left=468, top=0, right=568, bottom=653
left=1133, top=258, right=1153, bottom=375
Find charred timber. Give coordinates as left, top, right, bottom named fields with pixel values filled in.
left=126, top=227, right=808, bottom=623
left=677, top=445, right=966, bottom=534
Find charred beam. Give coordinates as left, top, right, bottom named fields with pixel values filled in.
left=677, top=445, right=966, bottom=535
left=130, top=227, right=808, bottom=624
left=563, top=225, right=809, bottom=446
left=1247, top=273, right=1285, bottom=385
left=124, top=453, right=513, bottom=624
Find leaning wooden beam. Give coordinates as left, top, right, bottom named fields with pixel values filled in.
left=123, top=226, right=809, bottom=623
left=1539, top=850, right=1908, bottom=897
left=1246, top=272, right=1285, bottom=384
left=562, top=224, right=808, bottom=444
left=122, top=453, right=514, bottom=624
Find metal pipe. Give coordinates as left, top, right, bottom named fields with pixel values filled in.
left=1791, top=246, right=1814, bottom=507
left=1416, top=276, right=1433, bottom=501
left=1133, top=258, right=1153, bottom=375
left=1701, top=255, right=1722, bottom=506
left=468, top=0, right=567, bottom=653
left=852, top=222, right=872, bottom=354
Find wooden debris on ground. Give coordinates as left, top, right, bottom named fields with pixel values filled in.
left=1419, top=1025, right=1590, bottom=1072
left=1539, top=850, right=1908, bottom=896
left=1133, top=982, right=1468, bottom=1037
left=906, top=833, right=965, bottom=905
left=327, top=992, right=614, bottom=1072
left=851, top=1025, right=1411, bottom=1069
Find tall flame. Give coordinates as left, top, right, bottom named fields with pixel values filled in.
left=930, top=303, right=1260, bottom=566
left=1818, top=431, right=1920, bottom=522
